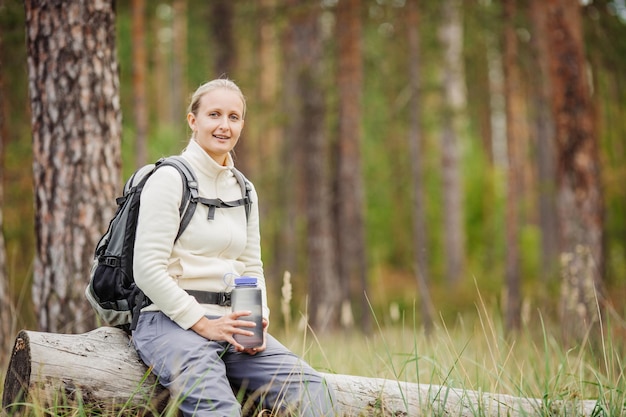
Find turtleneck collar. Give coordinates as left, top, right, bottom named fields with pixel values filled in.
left=182, top=138, right=234, bottom=178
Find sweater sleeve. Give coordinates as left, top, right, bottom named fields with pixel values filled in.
left=133, top=166, right=206, bottom=329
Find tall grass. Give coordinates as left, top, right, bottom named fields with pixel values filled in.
left=277, top=298, right=625, bottom=416
left=2, top=300, right=625, bottom=416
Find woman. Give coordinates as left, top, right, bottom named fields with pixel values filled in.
left=132, top=79, right=336, bottom=416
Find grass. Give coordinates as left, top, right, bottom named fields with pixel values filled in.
left=2, top=300, right=625, bottom=416
left=276, top=299, right=625, bottom=416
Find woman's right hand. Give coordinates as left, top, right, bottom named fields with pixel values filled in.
left=190, top=312, right=256, bottom=351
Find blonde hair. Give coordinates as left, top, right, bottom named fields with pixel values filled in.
left=187, top=78, right=247, bottom=118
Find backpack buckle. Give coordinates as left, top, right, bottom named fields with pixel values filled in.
left=219, top=292, right=232, bottom=307
left=102, top=257, right=119, bottom=267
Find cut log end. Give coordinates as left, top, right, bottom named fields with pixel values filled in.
left=2, top=331, right=32, bottom=414
left=2, top=328, right=169, bottom=416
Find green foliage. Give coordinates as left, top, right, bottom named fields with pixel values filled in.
left=1, top=0, right=35, bottom=330
left=120, top=124, right=189, bottom=177
left=519, top=225, right=541, bottom=287
left=594, top=63, right=626, bottom=287
left=462, top=131, right=506, bottom=288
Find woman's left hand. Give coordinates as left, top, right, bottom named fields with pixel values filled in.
left=241, top=318, right=269, bottom=355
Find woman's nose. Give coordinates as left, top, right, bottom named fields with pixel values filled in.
left=218, top=116, right=230, bottom=130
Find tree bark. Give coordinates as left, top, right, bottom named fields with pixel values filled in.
left=151, top=5, right=169, bottom=128
left=247, top=0, right=280, bottom=179
left=132, top=0, right=148, bottom=169
left=438, top=0, right=466, bottom=285
left=170, top=0, right=187, bottom=127
left=336, top=0, right=368, bottom=332
left=543, top=0, right=605, bottom=343
left=528, top=0, right=559, bottom=283
left=406, top=0, right=435, bottom=335
left=255, top=0, right=283, bottom=290
left=465, top=0, right=494, bottom=166
left=2, top=328, right=600, bottom=417
left=502, top=0, right=523, bottom=332
left=273, top=4, right=299, bottom=301
left=211, top=0, right=235, bottom=77
left=2, top=328, right=167, bottom=416
left=289, top=1, right=340, bottom=333
left=24, top=0, right=122, bottom=333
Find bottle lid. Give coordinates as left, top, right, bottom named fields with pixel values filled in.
left=234, top=276, right=258, bottom=286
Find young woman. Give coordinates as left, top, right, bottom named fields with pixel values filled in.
left=132, top=79, right=336, bottom=416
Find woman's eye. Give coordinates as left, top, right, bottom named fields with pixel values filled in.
left=209, top=112, right=219, bottom=117
left=229, top=114, right=240, bottom=121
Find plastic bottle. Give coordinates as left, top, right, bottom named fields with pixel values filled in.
left=231, top=276, right=264, bottom=348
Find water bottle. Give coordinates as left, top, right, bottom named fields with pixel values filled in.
left=231, top=276, right=264, bottom=348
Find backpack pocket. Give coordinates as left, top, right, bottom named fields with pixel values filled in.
left=86, top=260, right=137, bottom=328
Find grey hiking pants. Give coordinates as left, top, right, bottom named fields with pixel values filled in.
left=132, top=312, right=337, bottom=417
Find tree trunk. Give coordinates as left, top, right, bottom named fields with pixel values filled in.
left=273, top=6, right=299, bottom=301
left=528, top=0, right=559, bottom=283
left=170, top=0, right=187, bottom=128
left=151, top=6, right=169, bottom=128
left=439, top=0, right=466, bottom=285
left=289, top=1, right=340, bottom=333
left=24, top=0, right=122, bottom=333
left=211, top=0, right=235, bottom=77
left=544, top=0, right=605, bottom=343
left=249, top=0, right=280, bottom=179
left=2, top=328, right=600, bottom=417
left=336, top=0, right=368, bottom=332
left=466, top=0, right=494, bottom=166
left=132, top=0, right=148, bottom=169
left=466, top=0, right=499, bottom=274
left=255, top=0, right=283, bottom=292
left=406, top=0, right=435, bottom=335
left=502, top=0, right=523, bottom=332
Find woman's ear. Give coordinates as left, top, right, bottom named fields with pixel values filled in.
left=187, top=112, right=196, bottom=132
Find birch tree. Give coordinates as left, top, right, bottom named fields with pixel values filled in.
left=439, top=0, right=467, bottom=285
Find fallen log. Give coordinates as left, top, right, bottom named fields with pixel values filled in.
left=2, top=327, right=601, bottom=416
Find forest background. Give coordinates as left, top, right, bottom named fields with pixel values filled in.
left=0, top=0, right=626, bottom=352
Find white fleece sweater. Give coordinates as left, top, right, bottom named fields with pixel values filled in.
left=133, top=139, right=269, bottom=330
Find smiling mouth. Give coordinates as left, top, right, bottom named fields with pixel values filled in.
left=213, top=134, right=230, bottom=140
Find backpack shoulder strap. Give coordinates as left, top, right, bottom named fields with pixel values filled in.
left=154, top=156, right=198, bottom=241
left=231, top=167, right=252, bottom=222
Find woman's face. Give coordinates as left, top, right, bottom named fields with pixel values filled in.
left=187, top=88, right=245, bottom=165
